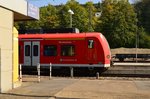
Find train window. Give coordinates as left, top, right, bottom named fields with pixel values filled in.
left=88, top=40, right=94, bottom=48
left=25, top=45, right=30, bottom=56
left=33, top=45, right=38, bottom=56
left=44, top=45, right=57, bottom=56
left=61, top=45, right=75, bottom=56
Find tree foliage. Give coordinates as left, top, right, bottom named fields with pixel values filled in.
left=15, top=0, right=150, bottom=48
left=135, top=0, right=150, bottom=35
left=134, top=0, right=150, bottom=48
left=58, top=0, right=89, bottom=32
left=96, top=0, right=137, bottom=48
left=84, top=2, right=99, bottom=32
left=40, top=4, right=60, bottom=29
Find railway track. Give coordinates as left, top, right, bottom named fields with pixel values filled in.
left=101, top=62, right=150, bottom=77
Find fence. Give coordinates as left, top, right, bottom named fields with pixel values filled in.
left=19, top=63, right=100, bottom=82
left=19, top=63, right=52, bottom=83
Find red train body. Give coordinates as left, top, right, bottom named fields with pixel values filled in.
left=19, top=32, right=111, bottom=67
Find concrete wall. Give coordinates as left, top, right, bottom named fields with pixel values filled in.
left=0, top=0, right=39, bottom=92
left=0, top=0, right=27, bottom=16
left=0, top=0, right=39, bottom=20
left=0, top=7, right=13, bottom=92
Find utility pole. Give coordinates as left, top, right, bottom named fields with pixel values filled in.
left=89, top=5, right=93, bottom=32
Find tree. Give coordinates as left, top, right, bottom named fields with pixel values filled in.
left=134, top=0, right=150, bottom=48
left=85, top=2, right=99, bottom=32
left=38, top=4, right=60, bottom=29
left=15, top=4, right=59, bottom=30
left=138, top=27, right=150, bottom=48
left=135, top=0, right=150, bottom=35
left=96, top=0, right=138, bottom=48
left=58, top=0, right=89, bottom=32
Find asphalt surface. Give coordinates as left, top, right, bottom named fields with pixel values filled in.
left=0, top=76, right=150, bottom=99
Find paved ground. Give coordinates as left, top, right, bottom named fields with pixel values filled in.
left=0, top=76, right=150, bottom=99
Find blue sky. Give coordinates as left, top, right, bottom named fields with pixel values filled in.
left=27, top=0, right=135, bottom=7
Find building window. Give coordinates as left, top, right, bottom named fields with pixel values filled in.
left=25, top=45, right=30, bottom=56
left=44, top=45, right=57, bottom=56
left=33, top=45, right=38, bottom=56
left=61, top=45, right=75, bottom=56
left=88, top=40, right=94, bottom=48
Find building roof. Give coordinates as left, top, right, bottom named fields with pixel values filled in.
left=0, top=0, right=39, bottom=21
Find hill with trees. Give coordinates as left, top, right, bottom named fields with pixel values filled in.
left=15, top=0, right=150, bottom=48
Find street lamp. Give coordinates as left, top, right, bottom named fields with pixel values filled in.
left=68, top=9, right=74, bottom=28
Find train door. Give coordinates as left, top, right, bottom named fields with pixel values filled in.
left=24, top=42, right=31, bottom=66
left=32, top=42, right=40, bottom=66
left=24, top=41, right=40, bottom=66
left=86, top=39, right=97, bottom=63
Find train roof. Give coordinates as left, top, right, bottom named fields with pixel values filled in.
left=19, top=32, right=104, bottom=39
left=19, top=28, right=80, bottom=34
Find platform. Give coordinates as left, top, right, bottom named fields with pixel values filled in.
left=113, top=62, right=150, bottom=66
left=0, top=77, right=150, bottom=99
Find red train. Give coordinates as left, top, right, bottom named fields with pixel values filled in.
left=19, top=32, right=111, bottom=68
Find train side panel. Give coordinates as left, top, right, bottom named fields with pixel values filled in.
left=98, top=33, right=111, bottom=66
left=40, top=39, right=87, bottom=64
left=19, top=33, right=111, bottom=67
left=86, top=33, right=111, bottom=67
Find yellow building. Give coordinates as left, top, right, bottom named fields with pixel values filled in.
left=0, top=0, right=39, bottom=92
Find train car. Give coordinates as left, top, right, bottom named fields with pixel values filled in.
left=111, top=48, right=150, bottom=62
left=115, top=54, right=150, bottom=61
left=19, top=32, right=111, bottom=68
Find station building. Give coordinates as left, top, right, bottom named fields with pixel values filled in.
left=0, top=0, right=39, bottom=92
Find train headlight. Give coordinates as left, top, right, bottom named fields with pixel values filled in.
left=106, top=55, right=110, bottom=59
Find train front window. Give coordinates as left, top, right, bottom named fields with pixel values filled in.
left=61, top=45, right=75, bottom=56
left=33, top=45, right=38, bottom=56
left=88, top=40, right=94, bottom=48
left=44, top=45, right=57, bottom=56
left=25, top=45, right=30, bottom=56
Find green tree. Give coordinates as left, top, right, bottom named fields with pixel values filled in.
left=85, top=2, right=99, bottom=32
left=39, top=4, right=60, bottom=29
left=58, top=0, right=89, bottom=32
left=138, top=27, right=150, bottom=48
left=96, top=0, right=137, bottom=48
left=135, top=0, right=150, bottom=35
left=15, top=4, right=59, bottom=30
left=134, top=0, right=150, bottom=48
